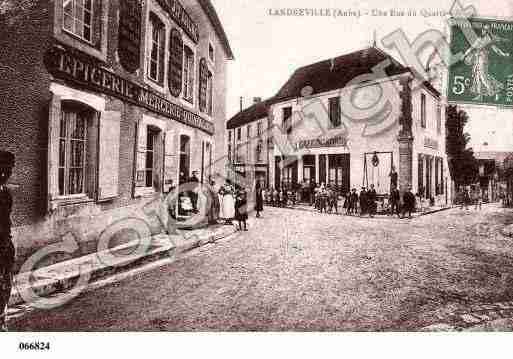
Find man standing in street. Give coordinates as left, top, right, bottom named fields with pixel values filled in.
left=189, top=171, right=200, bottom=213
left=402, top=186, right=416, bottom=219
left=349, top=188, right=359, bottom=216
left=389, top=185, right=400, bottom=217
left=359, top=187, right=367, bottom=217
left=0, top=151, right=15, bottom=331
left=368, top=184, right=377, bottom=218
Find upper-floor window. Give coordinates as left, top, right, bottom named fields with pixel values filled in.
left=247, top=124, right=251, bottom=139
left=256, top=141, right=263, bottom=163
left=283, top=107, right=292, bottom=135
left=199, top=58, right=212, bottom=114
left=421, top=93, right=426, bottom=128
left=329, top=97, right=341, bottom=128
left=207, top=71, right=213, bottom=116
left=257, top=121, right=262, bottom=136
left=148, top=13, right=165, bottom=84
left=208, top=43, right=215, bottom=62
left=63, top=0, right=94, bottom=42
left=228, top=130, right=232, bottom=142
left=183, top=46, right=195, bottom=103
left=436, top=104, right=442, bottom=134
left=237, top=128, right=241, bottom=141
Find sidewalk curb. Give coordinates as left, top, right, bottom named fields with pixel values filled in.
left=9, top=222, right=244, bottom=307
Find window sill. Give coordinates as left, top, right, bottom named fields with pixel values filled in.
left=49, top=194, right=95, bottom=210
left=134, top=187, right=158, bottom=198
left=144, top=77, right=166, bottom=94
left=53, top=31, right=107, bottom=63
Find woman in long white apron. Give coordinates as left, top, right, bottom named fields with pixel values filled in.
left=220, top=183, right=235, bottom=225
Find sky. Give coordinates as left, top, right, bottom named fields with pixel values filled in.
left=211, top=0, right=513, bottom=152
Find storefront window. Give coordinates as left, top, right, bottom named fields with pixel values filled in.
left=328, top=154, right=349, bottom=193
left=145, top=128, right=158, bottom=188
left=59, top=105, right=91, bottom=195
left=418, top=154, right=424, bottom=197
left=179, top=135, right=191, bottom=182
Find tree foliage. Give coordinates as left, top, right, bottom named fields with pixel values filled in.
left=446, top=105, right=479, bottom=186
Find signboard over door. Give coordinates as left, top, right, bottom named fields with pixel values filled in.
left=448, top=17, right=513, bottom=107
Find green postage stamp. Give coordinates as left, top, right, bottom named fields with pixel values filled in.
left=449, top=17, right=513, bottom=107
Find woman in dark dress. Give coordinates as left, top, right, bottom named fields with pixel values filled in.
left=255, top=183, right=264, bottom=218
left=235, top=188, right=248, bottom=231
left=0, top=151, right=15, bottom=332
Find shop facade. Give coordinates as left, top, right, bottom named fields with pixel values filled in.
left=0, top=0, right=233, bottom=265
left=228, top=47, right=452, bottom=206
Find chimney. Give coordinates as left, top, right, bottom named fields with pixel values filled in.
left=253, top=97, right=262, bottom=104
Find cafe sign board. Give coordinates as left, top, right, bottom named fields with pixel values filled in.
left=45, top=45, right=214, bottom=135
left=293, top=135, right=348, bottom=151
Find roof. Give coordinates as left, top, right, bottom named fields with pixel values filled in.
left=227, top=47, right=440, bottom=129
left=226, top=98, right=278, bottom=129
left=274, top=47, right=409, bottom=100
left=198, top=0, right=234, bottom=60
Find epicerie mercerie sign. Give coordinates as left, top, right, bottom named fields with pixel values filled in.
left=293, top=135, right=348, bottom=151
left=448, top=17, right=513, bottom=107
left=44, top=46, right=214, bottom=135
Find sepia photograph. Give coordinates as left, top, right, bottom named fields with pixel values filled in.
left=1, top=0, right=513, bottom=356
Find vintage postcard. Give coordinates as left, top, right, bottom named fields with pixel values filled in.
left=1, top=0, right=513, bottom=357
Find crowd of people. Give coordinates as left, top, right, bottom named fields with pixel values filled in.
left=456, top=187, right=484, bottom=211
left=262, top=183, right=417, bottom=219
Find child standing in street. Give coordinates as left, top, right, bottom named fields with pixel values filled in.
left=235, top=188, right=248, bottom=231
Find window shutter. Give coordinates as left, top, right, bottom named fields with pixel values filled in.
left=97, top=111, right=121, bottom=201
left=163, top=130, right=176, bottom=192
left=199, top=58, right=208, bottom=112
left=158, top=26, right=166, bottom=83
left=134, top=121, right=147, bottom=188
left=48, top=94, right=62, bottom=207
left=169, top=28, right=183, bottom=97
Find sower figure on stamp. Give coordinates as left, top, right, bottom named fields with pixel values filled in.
left=0, top=151, right=15, bottom=332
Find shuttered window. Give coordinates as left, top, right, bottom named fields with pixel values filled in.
left=198, top=58, right=208, bottom=112
left=329, top=97, right=341, bottom=128
left=169, top=28, right=183, bottom=97
left=148, top=13, right=165, bottom=84
left=97, top=111, right=120, bottom=201
left=418, top=154, right=424, bottom=196
left=59, top=106, right=89, bottom=196
left=134, top=121, right=163, bottom=195
left=63, top=0, right=94, bottom=42
left=183, top=46, right=195, bottom=103
left=421, top=93, right=426, bottom=128
left=283, top=107, right=292, bottom=135
left=207, top=71, right=213, bottom=115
